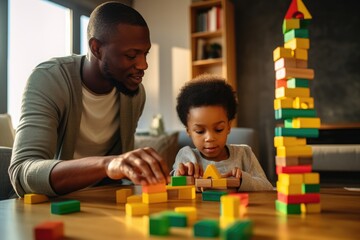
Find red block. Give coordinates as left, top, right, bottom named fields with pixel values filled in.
left=278, top=192, right=320, bottom=204
left=34, top=221, right=64, bottom=240
left=276, top=165, right=312, bottom=174
left=276, top=79, right=287, bottom=89
left=229, top=193, right=249, bottom=206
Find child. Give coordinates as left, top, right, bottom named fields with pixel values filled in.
left=173, top=74, right=273, bottom=191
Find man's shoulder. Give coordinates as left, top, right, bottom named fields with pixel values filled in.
left=35, top=55, right=83, bottom=70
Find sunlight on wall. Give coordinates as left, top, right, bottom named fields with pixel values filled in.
left=8, top=0, right=71, bottom=128
left=80, top=15, right=89, bottom=55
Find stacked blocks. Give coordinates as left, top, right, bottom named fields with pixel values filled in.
left=142, top=183, right=168, bottom=204
left=166, top=176, right=196, bottom=200
left=273, top=0, right=321, bottom=214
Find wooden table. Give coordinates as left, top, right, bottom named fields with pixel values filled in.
left=0, top=186, right=359, bottom=239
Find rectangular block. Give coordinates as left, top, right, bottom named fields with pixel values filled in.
left=194, top=219, right=220, bottom=238
left=202, top=190, right=228, bottom=202
left=292, top=117, right=321, bottom=128
left=178, top=186, right=196, bottom=200
left=125, top=202, right=149, bottom=216
left=284, top=28, right=309, bottom=42
left=51, top=200, right=80, bottom=215
left=149, top=213, right=170, bottom=236
left=212, top=178, right=227, bottom=189
left=287, top=78, right=309, bottom=88
left=273, top=47, right=293, bottom=61
left=24, top=193, right=49, bottom=204
left=274, top=98, right=293, bottom=110
left=276, top=165, right=312, bottom=174
left=275, top=109, right=317, bottom=119
left=282, top=19, right=300, bottom=33
left=276, top=67, right=314, bottom=80
left=275, top=200, right=301, bottom=214
left=170, top=176, right=187, bottom=186
left=293, top=97, right=314, bottom=109
left=302, top=184, right=320, bottom=193
left=284, top=38, right=310, bottom=50
left=274, top=136, right=306, bottom=147
left=142, top=183, right=166, bottom=194
left=275, top=127, right=319, bottom=138
left=161, top=211, right=187, bottom=227
left=174, top=206, right=197, bottom=224
left=278, top=173, right=304, bottom=185
left=293, top=48, right=308, bottom=60
left=226, top=178, right=241, bottom=188
left=126, top=195, right=142, bottom=203
left=34, top=221, right=64, bottom=240
left=275, top=78, right=288, bottom=89
left=278, top=192, right=321, bottom=204
left=116, top=189, right=133, bottom=203
left=186, top=176, right=195, bottom=185
left=303, top=172, right=320, bottom=184
left=221, top=219, right=253, bottom=240
left=276, top=156, right=313, bottom=167
left=142, top=192, right=168, bottom=204
left=195, top=178, right=212, bottom=188
left=275, top=87, right=310, bottom=98
left=301, top=203, right=321, bottom=213
left=221, top=195, right=240, bottom=218
left=277, top=181, right=302, bottom=195
left=274, top=57, right=296, bottom=71
left=228, top=193, right=249, bottom=207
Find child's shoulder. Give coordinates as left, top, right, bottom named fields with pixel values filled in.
left=228, top=144, right=254, bottom=156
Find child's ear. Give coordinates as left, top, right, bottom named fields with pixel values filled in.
left=227, top=121, right=232, bottom=134
left=186, top=127, right=191, bottom=136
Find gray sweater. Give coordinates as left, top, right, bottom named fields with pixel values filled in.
left=173, top=144, right=274, bottom=191
left=9, top=55, right=146, bottom=197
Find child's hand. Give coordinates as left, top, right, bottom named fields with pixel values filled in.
left=221, top=167, right=242, bottom=179
left=175, top=162, right=203, bottom=178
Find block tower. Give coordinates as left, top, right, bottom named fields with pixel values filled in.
left=273, top=0, right=321, bottom=214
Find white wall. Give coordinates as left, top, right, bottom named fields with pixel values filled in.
left=133, top=0, right=191, bottom=132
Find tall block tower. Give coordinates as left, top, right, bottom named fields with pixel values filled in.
left=273, top=0, right=321, bottom=214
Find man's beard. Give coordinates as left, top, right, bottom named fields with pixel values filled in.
left=103, top=63, right=139, bottom=97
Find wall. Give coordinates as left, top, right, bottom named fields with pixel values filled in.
left=233, top=0, right=360, bottom=182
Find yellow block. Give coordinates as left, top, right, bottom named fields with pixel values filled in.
left=303, top=172, right=320, bottom=184
left=175, top=207, right=197, bottom=224
left=292, top=48, right=308, bottom=60
left=277, top=145, right=312, bottom=157
left=221, top=195, right=240, bottom=218
left=274, top=136, right=306, bottom=147
left=178, top=186, right=196, bottom=200
left=125, top=203, right=149, bottom=216
left=293, top=97, right=314, bottom=109
left=142, top=192, right=168, bottom=204
left=277, top=181, right=302, bottom=195
left=283, top=19, right=300, bottom=32
left=274, top=98, right=293, bottom=110
left=278, top=173, right=304, bottom=185
left=203, top=164, right=222, bottom=179
left=273, top=47, right=293, bottom=61
left=24, top=194, right=49, bottom=204
left=275, top=87, right=310, bottom=99
left=127, top=195, right=142, bottom=203
left=296, top=0, right=312, bottom=19
left=212, top=179, right=227, bottom=189
left=284, top=38, right=310, bottom=50
left=116, top=189, right=133, bottom=203
left=301, top=203, right=321, bottom=213
left=292, top=117, right=321, bottom=128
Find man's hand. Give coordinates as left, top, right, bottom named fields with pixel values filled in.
left=106, top=147, right=170, bottom=185
left=175, top=162, right=203, bottom=178
left=221, top=167, right=242, bottom=179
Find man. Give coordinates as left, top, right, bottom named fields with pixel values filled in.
left=9, top=1, right=169, bottom=197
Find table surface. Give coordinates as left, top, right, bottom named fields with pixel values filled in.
left=0, top=185, right=359, bottom=240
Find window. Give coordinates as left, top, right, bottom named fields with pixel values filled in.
left=80, top=15, right=90, bottom=55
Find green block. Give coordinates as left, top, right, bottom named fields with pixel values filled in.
left=275, top=127, right=319, bottom=138
left=149, top=214, right=170, bottom=236
left=51, top=200, right=80, bottom=215
left=300, top=19, right=311, bottom=28
left=284, top=29, right=309, bottom=42
left=275, top=109, right=317, bottom=119
left=161, top=211, right=187, bottom=227
left=221, top=219, right=253, bottom=240
left=193, top=219, right=219, bottom=237
left=202, top=190, right=228, bottom=202
left=302, top=184, right=320, bottom=193
left=275, top=200, right=301, bottom=214
left=284, top=119, right=293, bottom=128
left=287, top=78, right=309, bottom=88
left=171, top=176, right=187, bottom=186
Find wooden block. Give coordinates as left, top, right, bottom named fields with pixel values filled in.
left=126, top=194, right=142, bottom=203
left=284, top=28, right=309, bottom=41
left=178, top=186, right=196, bottom=200
left=285, top=0, right=312, bottom=20
left=125, top=202, right=149, bottom=217
left=284, top=38, right=310, bottom=50
left=273, top=47, right=292, bottom=61
left=166, top=189, right=179, bottom=200
left=212, top=178, right=227, bottom=189
left=282, top=19, right=300, bottom=33
left=194, top=219, right=220, bottom=238
left=274, top=57, right=296, bottom=71
left=276, top=165, right=312, bottom=174
left=293, top=97, right=314, bottom=109
left=51, top=200, right=80, bottom=215
left=303, top=172, right=320, bottom=184
left=195, top=178, right=212, bottom=188
left=277, top=192, right=320, bottom=204
left=149, top=213, right=169, bottom=236
left=142, top=183, right=166, bottom=193
left=226, top=178, right=241, bottom=188
left=275, top=108, right=317, bottom=119
left=278, top=173, right=304, bottom=185
left=277, top=181, right=302, bottom=195
left=275, top=127, right=319, bottom=138
left=221, top=195, right=240, bottom=218
left=275, top=78, right=288, bottom=89
left=274, top=136, right=306, bottom=147
left=170, top=176, right=187, bottom=186
left=275, top=87, right=310, bottom=98
left=174, top=207, right=197, bottom=225
left=287, top=78, right=309, bottom=88
left=161, top=211, right=187, bottom=227
left=228, top=193, right=249, bottom=207
left=202, top=190, right=228, bottom=202
left=293, top=48, right=308, bottom=60
left=203, top=164, right=222, bottom=179
left=276, top=156, right=313, bottom=167
left=295, top=59, right=308, bottom=69
left=34, top=221, right=64, bottom=240
left=275, top=200, right=301, bottom=214
left=24, top=193, right=48, bottom=204
left=302, top=184, right=320, bottom=193
left=186, top=176, right=195, bottom=185
left=292, top=117, right=321, bottom=128
left=116, top=189, right=133, bottom=203
left=276, top=67, right=314, bottom=80
left=301, top=203, right=321, bottom=213
left=142, top=192, right=167, bottom=204
left=221, top=219, right=253, bottom=240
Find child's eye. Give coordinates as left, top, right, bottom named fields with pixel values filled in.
left=195, top=130, right=204, bottom=134
left=215, top=128, right=224, bottom=133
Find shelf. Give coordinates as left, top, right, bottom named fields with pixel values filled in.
left=191, top=30, right=222, bottom=38
left=192, top=58, right=223, bottom=66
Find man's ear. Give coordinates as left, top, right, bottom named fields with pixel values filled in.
left=89, top=37, right=102, bottom=60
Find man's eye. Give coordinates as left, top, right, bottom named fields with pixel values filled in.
left=126, top=55, right=136, bottom=59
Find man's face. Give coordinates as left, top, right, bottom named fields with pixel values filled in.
left=99, top=24, right=151, bottom=96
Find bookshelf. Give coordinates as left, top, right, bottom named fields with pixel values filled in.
left=190, top=0, right=237, bottom=90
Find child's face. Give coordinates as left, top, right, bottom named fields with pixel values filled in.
left=186, top=105, right=231, bottom=161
